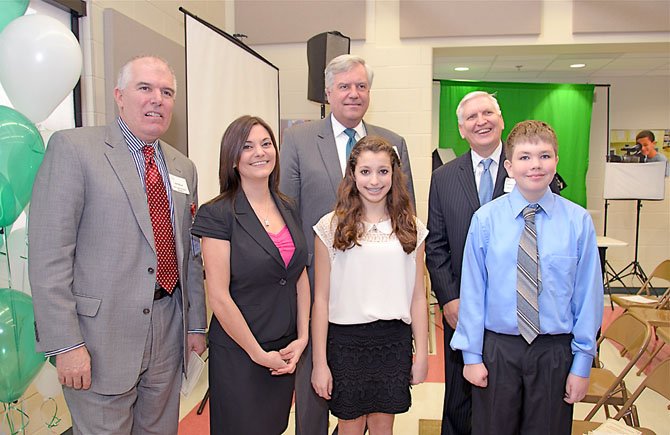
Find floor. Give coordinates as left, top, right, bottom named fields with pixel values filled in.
left=178, top=297, right=670, bottom=434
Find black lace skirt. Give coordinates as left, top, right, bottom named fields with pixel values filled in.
left=327, top=319, right=412, bottom=420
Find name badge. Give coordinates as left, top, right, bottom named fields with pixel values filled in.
left=504, top=177, right=516, bottom=193
left=169, top=174, right=190, bottom=195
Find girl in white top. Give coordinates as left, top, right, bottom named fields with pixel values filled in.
left=311, top=136, right=429, bottom=434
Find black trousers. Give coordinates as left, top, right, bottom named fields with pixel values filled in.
left=472, top=331, right=574, bottom=435
left=441, top=318, right=472, bottom=435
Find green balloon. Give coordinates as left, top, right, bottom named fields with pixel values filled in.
left=0, top=106, right=45, bottom=227
left=0, top=0, right=28, bottom=33
left=0, top=288, right=45, bottom=403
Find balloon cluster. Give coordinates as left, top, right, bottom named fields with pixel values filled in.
left=0, top=288, right=45, bottom=403
left=0, top=1, right=82, bottom=407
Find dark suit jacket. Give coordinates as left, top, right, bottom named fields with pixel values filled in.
left=191, top=190, right=307, bottom=349
left=426, top=150, right=508, bottom=308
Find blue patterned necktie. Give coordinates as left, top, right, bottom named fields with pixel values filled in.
left=517, top=204, right=541, bottom=344
left=478, top=158, right=493, bottom=206
left=344, top=128, right=357, bottom=159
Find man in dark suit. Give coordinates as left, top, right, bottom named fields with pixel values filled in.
left=29, top=56, right=207, bottom=434
left=426, top=91, right=508, bottom=435
left=280, top=54, right=415, bottom=435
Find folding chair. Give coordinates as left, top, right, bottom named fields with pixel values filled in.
left=572, top=358, right=670, bottom=435
left=611, top=259, right=670, bottom=311
left=581, top=313, right=653, bottom=423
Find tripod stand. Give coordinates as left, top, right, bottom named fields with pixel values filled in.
left=602, top=200, right=624, bottom=289
left=608, top=199, right=649, bottom=287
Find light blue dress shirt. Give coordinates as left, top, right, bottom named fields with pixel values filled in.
left=451, top=187, right=603, bottom=378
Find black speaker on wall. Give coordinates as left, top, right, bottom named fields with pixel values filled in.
left=307, top=31, right=350, bottom=104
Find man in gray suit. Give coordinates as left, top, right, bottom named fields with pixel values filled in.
left=280, top=54, right=415, bottom=435
left=29, top=56, right=207, bottom=435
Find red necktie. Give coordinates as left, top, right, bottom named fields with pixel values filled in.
left=143, top=145, right=179, bottom=293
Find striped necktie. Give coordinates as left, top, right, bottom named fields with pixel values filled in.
left=344, top=128, right=357, bottom=160
left=517, top=204, right=541, bottom=343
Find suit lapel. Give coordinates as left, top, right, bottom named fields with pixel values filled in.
left=316, top=117, right=344, bottom=196
left=234, top=190, right=285, bottom=269
left=104, top=124, right=155, bottom=252
left=364, top=121, right=376, bottom=136
left=457, top=152, right=481, bottom=211
left=493, top=146, right=508, bottom=198
left=162, top=143, right=187, bottom=266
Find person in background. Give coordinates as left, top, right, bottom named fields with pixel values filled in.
left=311, top=136, right=428, bottom=435
left=29, top=55, right=207, bottom=434
left=637, top=129, right=669, bottom=176
left=452, top=120, right=603, bottom=435
left=191, top=115, right=309, bottom=434
left=280, top=54, right=415, bottom=435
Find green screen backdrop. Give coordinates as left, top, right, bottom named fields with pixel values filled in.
left=439, top=80, right=595, bottom=207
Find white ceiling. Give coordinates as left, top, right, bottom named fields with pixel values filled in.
left=433, top=43, right=670, bottom=82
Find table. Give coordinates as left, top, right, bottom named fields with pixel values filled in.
left=597, top=236, right=629, bottom=307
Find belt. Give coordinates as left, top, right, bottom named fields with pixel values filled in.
left=154, top=282, right=179, bottom=300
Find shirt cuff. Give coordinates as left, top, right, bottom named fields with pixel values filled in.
left=462, top=351, right=483, bottom=365
left=188, top=329, right=206, bottom=334
left=570, top=352, right=594, bottom=378
left=44, top=342, right=85, bottom=357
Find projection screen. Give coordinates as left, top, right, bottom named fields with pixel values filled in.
left=183, top=10, right=280, bottom=204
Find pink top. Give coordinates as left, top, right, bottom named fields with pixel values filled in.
left=267, top=225, right=295, bottom=267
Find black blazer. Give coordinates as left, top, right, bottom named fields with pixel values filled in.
left=425, top=150, right=507, bottom=308
left=192, top=190, right=308, bottom=349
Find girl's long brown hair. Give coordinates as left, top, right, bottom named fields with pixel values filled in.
left=332, top=136, right=417, bottom=253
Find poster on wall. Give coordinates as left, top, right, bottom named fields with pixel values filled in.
left=609, top=128, right=670, bottom=162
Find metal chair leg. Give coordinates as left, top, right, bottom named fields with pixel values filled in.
left=196, top=388, right=210, bottom=415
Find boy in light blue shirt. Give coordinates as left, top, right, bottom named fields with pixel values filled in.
left=451, top=120, right=603, bottom=435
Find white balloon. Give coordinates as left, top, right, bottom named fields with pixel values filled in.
left=0, top=14, right=82, bottom=123
left=34, top=362, right=63, bottom=399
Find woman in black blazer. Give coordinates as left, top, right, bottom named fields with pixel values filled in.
left=192, top=116, right=309, bottom=435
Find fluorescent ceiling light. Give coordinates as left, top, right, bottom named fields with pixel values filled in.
left=454, top=66, right=469, bottom=71
left=570, top=63, right=586, bottom=68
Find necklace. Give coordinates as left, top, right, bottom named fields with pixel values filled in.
left=365, top=214, right=388, bottom=223
left=263, top=195, right=271, bottom=227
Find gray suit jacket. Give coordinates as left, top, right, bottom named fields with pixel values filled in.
left=279, top=116, right=415, bottom=286
left=28, top=123, right=206, bottom=395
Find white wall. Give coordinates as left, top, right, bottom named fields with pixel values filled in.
left=79, top=0, right=229, bottom=127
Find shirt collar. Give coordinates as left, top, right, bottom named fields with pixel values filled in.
left=471, top=142, right=503, bottom=171
left=362, top=219, right=393, bottom=235
left=331, top=113, right=365, bottom=139
left=508, top=186, right=555, bottom=219
left=117, top=117, right=159, bottom=153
